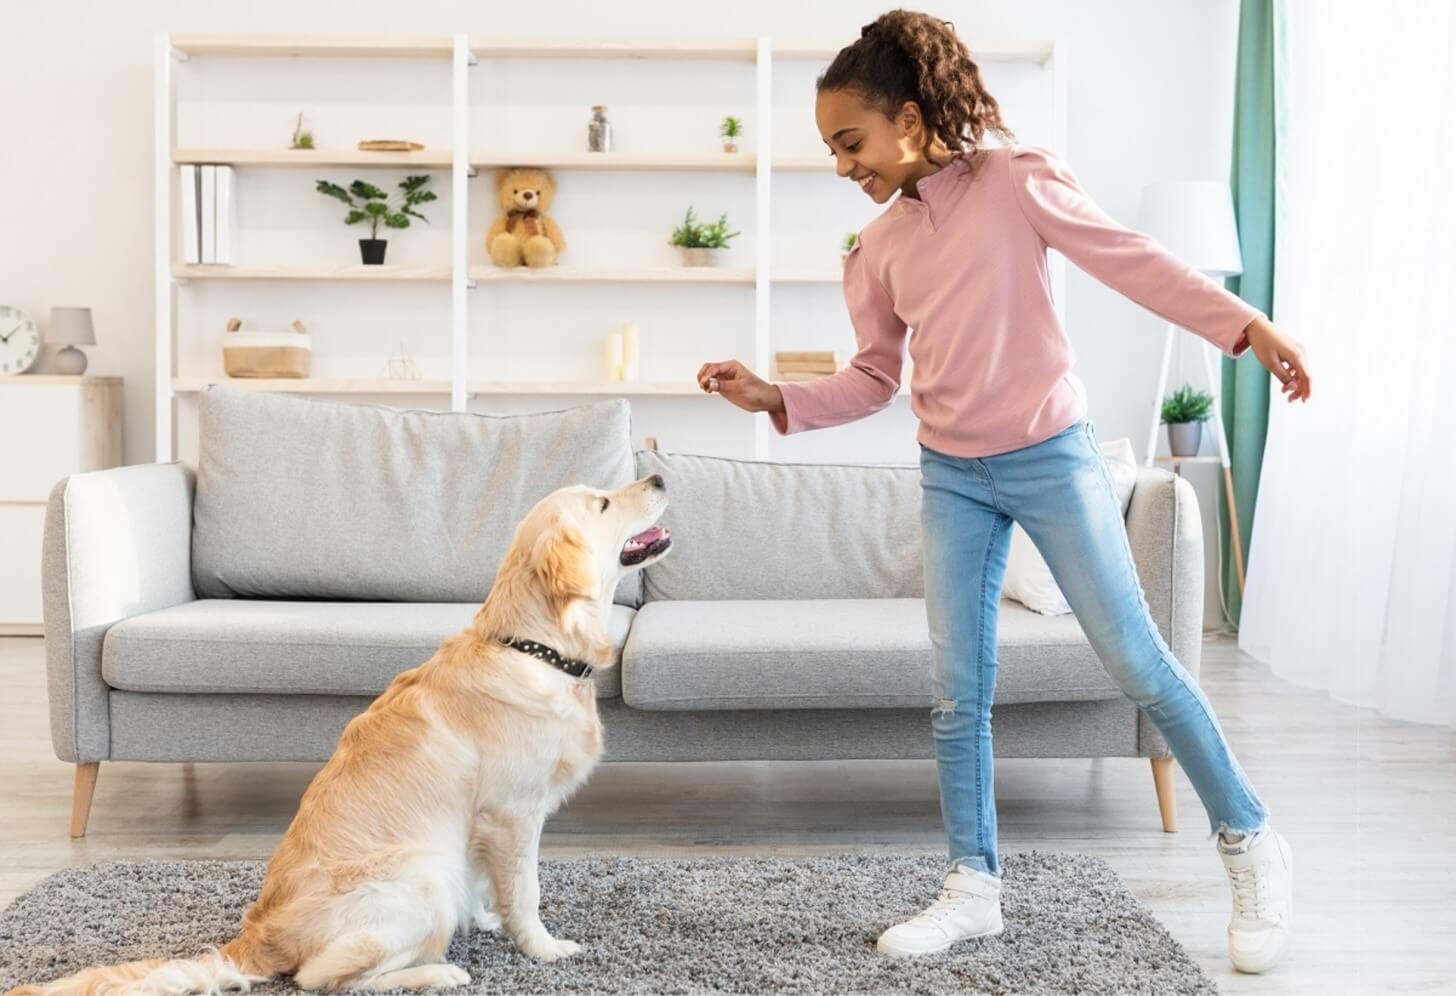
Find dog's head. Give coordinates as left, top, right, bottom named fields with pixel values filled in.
left=514, top=473, right=672, bottom=625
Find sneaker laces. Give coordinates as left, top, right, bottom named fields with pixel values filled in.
left=913, top=885, right=979, bottom=925
left=1226, top=863, right=1275, bottom=921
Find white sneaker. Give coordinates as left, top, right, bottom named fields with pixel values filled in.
left=1217, top=827, right=1293, bottom=973
left=876, top=864, right=1004, bottom=958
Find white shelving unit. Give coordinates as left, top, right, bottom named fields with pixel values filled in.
left=154, top=32, right=1068, bottom=462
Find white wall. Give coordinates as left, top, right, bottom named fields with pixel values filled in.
left=2, top=1, right=1247, bottom=627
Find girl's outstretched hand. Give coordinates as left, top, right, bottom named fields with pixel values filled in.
left=696, top=359, right=784, bottom=414
left=1244, top=316, right=1312, bottom=403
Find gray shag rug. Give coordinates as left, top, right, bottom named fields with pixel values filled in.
left=0, top=851, right=1216, bottom=995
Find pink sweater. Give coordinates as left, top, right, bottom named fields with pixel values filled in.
left=769, top=144, right=1263, bottom=457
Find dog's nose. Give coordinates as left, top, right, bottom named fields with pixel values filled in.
left=647, top=474, right=665, bottom=491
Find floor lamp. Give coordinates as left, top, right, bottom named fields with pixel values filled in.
left=1137, top=180, right=1248, bottom=596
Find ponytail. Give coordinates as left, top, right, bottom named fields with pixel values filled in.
left=818, top=9, right=1016, bottom=169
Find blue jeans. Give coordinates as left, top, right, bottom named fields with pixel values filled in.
left=918, top=417, right=1269, bottom=876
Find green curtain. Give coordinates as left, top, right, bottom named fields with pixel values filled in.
left=1220, top=0, right=1277, bottom=629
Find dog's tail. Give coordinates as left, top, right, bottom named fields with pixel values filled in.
left=5, top=935, right=274, bottom=996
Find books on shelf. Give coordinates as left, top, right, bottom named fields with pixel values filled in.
left=187, top=164, right=238, bottom=265
left=773, top=350, right=841, bottom=379
left=180, top=165, right=201, bottom=264
left=215, top=165, right=238, bottom=265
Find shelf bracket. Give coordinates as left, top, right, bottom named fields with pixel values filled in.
left=172, top=275, right=191, bottom=287
left=465, top=278, right=478, bottom=290
left=169, top=47, right=190, bottom=63
left=467, top=164, right=478, bottom=179
left=467, top=52, right=479, bottom=67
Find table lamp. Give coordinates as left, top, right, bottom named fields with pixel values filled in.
left=48, top=307, right=96, bottom=375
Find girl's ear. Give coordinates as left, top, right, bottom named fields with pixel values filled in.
left=898, top=100, right=923, bottom=137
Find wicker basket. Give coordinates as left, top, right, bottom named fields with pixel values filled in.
left=222, top=325, right=311, bottom=378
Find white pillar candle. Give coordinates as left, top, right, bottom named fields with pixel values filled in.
left=622, top=323, right=640, bottom=381
left=605, top=332, right=624, bottom=380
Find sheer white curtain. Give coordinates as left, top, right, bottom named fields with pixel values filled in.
left=1238, top=0, right=1456, bottom=726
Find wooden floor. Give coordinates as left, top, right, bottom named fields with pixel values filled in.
left=2, top=633, right=1453, bottom=994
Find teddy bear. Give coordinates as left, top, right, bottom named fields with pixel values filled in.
left=486, top=166, right=566, bottom=267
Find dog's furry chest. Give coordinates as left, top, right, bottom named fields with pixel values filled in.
left=548, top=690, right=604, bottom=798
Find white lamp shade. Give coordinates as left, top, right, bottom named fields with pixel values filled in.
left=48, top=307, right=96, bottom=346
left=1136, top=181, right=1244, bottom=276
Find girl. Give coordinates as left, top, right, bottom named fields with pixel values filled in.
left=696, top=9, right=1310, bottom=975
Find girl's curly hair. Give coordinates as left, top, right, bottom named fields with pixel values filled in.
left=818, top=9, right=1016, bottom=174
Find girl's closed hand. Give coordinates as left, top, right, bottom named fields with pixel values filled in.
left=1245, top=317, right=1312, bottom=403
left=696, top=359, right=782, bottom=414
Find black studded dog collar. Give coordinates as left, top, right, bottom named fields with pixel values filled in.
left=497, top=635, right=595, bottom=680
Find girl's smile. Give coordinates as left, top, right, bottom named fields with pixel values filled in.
left=816, top=87, right=956, bottom=203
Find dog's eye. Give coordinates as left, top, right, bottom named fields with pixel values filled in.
left=599, top=497, right=610, bottom=513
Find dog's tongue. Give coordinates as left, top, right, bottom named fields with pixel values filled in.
left=629, top=525, right=665, bottom=546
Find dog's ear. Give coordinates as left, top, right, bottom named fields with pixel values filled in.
left=533, top=525, right=599, bottom=619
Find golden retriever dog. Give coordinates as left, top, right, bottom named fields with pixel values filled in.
left=8, top=473, right=672, bottom=996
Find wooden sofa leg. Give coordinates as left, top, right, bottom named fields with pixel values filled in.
left=70, top=762, right=100, bottom=838
left=1150, top=757, right=1177, bottom=832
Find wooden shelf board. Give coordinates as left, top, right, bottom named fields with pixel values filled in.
left=173, top=148, right=453, bottom=168
left=170, top=264, right=843, bottom=284
left=172, top=264, right=451, bottom=282
left=169, top=34, right=454, bottom=58
left=470, top=151, right=755, bottom=172
left=468, top=380, right=706, bottom=395
left=173, top=378, right=452, bottom=394
left=0, top=375, right=123, bottom=385
left=470, top=265, right=755, bottom=284
left=167, top=34, right=1053, bottom=65
left=468, top=37, right=758, bottom=61
left=168, top=378, right=911, bottom=398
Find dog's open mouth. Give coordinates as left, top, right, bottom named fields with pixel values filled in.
left=620, top=524, right=672, bottom=566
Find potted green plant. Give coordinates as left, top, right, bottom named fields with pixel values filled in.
left=841, top=231, right=858, bottom=262
left=1160, top=384, right=1215, bottom=456
left=721, top=115, right=743, bottom=153
left=669, top=206, right=740, bottom=266
left=315, top=175, right=436, bottom=264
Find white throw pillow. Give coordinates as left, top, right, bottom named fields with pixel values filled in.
left=1001, top=436, right=1138, bottom=616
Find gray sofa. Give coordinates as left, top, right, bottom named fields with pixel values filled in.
left=43, top=387, right=1205, bottom=837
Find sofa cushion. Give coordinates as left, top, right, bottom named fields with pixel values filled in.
left=192, top=388, right=641, bottom=607
left=102, top=599, right=631, bottom=699
left=634, top=449, right=922, bottom=601
left=620, top=598, right=1121, bottom=710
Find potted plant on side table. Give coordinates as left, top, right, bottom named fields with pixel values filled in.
left=1161, top=384, right=1215, bottom=457
left=669, top=206, right=740, bottom=266
left=315, top=174, right=437, bottom=264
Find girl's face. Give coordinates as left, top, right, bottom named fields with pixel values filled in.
left=816, top=88, right=953, bottom=203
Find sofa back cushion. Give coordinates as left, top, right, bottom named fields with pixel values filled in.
left=192, top=388, right=641, bottom=606
left=634, top=449, right=922, bottom=601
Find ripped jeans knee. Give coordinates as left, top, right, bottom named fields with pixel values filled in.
left=932, top=696, right=958, bottom=719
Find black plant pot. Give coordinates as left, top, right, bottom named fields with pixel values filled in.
left=359, top=238, right=388, bottom=265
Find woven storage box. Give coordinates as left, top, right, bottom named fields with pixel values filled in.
left=222, top=329, right=312, bottom=378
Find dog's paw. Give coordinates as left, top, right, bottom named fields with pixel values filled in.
left=472, top=904, right=503, bottom=932
left=522, top=937, right=581, bottom=962
left=438, top=964, right=472, bottom=988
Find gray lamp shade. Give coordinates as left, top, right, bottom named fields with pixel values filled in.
left=48, top=307, right=96, bottom=346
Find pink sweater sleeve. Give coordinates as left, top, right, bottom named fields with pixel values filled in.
left=1007, top=146, right=1262, bottom=358
left=769, top=239, right=908, bottom=436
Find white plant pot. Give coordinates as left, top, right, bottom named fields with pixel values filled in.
left=680, top=247, right=723, bottom=267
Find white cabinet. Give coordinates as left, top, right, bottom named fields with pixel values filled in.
left=0, top=376, right=123, bottom=633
